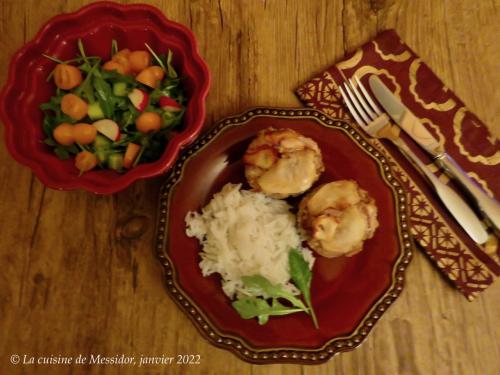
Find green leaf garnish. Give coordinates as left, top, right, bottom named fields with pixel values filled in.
left=165, top=49, right=178, bottom=79
left=241, top=275, right=307, bottom=310
left=289, top=249, right=318, bottom=328
left=232, top=296, right=305, bottom=325
left=230, top=250, right=319, bottom=329
left=144, top=42, right=166, bottom=72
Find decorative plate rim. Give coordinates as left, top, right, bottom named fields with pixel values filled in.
left=154, top=107, right=414, bottom=364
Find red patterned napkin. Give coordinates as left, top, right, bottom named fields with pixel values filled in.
left=296, top=29, right=499, bottom=300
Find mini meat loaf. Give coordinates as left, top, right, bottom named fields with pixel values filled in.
left=298, top=180, right=379, bottom=258
left=243, top=127, right=324, bottom=199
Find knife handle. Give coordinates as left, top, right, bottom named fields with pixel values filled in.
left=399, top=111, right=442, bottom=156
left=393, top=139, right=488, bottom=244
left=436, top=153, right=500, bottom=233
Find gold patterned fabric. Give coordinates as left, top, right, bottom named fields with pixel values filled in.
left=296, top=29, right=499, bottom=300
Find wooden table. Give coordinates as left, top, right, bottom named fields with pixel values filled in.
left=1, top=1, right=499, bottom=374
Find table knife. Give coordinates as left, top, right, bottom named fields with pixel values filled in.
left=369, top=75, right=500, bottom=235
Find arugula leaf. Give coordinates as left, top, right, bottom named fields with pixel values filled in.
left=66, top=144, right=79, bottom=154
left=241, top=275, right=307, bottom=310
left=54, top=147, right=69, bottom=160
left=75, top=61, right=100, bottom=102
left=119, top=106, right=140, bottom=131
left=149, top=88, right=163, bottom=104
left=156, top=79, right=184, bottom=102
left=230, top=251, right=319, bottom=328
left=40, top=95, right=63, bottom=114
left=101, top=70, right=137, bottom=85
left=40, top=94, right=78, bottom=136
left=114, top=96, right=129, bottom=111
left=144, top=42, right=167, bottom=72
left=93, top=75, right=115, bottom=118
left=165, top=49, right=178, bottom=79
left=42, top=54, right=64, bottom=64
left=43, top=138, right=57, bottom=147
left=39, top=101, right=58, bottom=112
left=77, top=38, right=89, bottom=65
left=289, top=250, right=311, bottom=296
left=42, top=118, right=53, bottom=138
left=232, top=296, right=305, bottom=325
left=161, top=108, right=185, bottom=129
left=289, top=249, right=318, bottom=328
left=231, top=275, right=310, bottom=325
left=232, top=297, right=270, bottom=324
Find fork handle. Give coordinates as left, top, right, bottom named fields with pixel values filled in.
left=436, top=153, right=500, bottom=233
left=392, top=138, right=489, bottom=244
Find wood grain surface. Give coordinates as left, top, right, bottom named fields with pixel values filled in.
left=0, top=1, right=499, bottom=374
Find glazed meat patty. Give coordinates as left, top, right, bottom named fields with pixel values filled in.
left=243, top=127, right=324, bottom=199
left=298, top=180, right=379, bottom=258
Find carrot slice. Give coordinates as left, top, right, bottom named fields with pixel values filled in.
left=123, top=143, right=141, bottom=169
left=54, top=64, right=82, bottom=90
left=128, top=50, right=152, bottom=72
left=61, top=93, right=88, bottom=121
left=136, top=67, right=158, bottom=88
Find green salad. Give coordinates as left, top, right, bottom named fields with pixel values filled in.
left=40, top=39, right=186, bottom=174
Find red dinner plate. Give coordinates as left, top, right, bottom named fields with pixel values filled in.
left=155, top=108, right=413, bottom=364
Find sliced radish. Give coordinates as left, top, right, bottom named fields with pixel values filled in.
left=93, top=119, right=120, bottom=141
left=128, top=88, right=149, bottom=111
left=159, top=96, right=182, bottom=112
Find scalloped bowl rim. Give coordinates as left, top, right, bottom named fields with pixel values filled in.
left=0, top=1, right=210, bottom=194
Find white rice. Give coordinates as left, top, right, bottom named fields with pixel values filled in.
left=185, top=183, right=314, bottom=298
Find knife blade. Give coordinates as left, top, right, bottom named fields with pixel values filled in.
left=369, top=75, right=500, bottom=234
left=368, top=76, right=441, bottom=156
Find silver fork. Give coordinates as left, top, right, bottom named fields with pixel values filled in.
left=339, top=76, right=489, bottom=244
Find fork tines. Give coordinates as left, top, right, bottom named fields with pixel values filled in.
left=339, top=76, right=382, bottom=127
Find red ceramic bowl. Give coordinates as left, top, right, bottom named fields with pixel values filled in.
left=0, top=1, right=210, bottom=194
